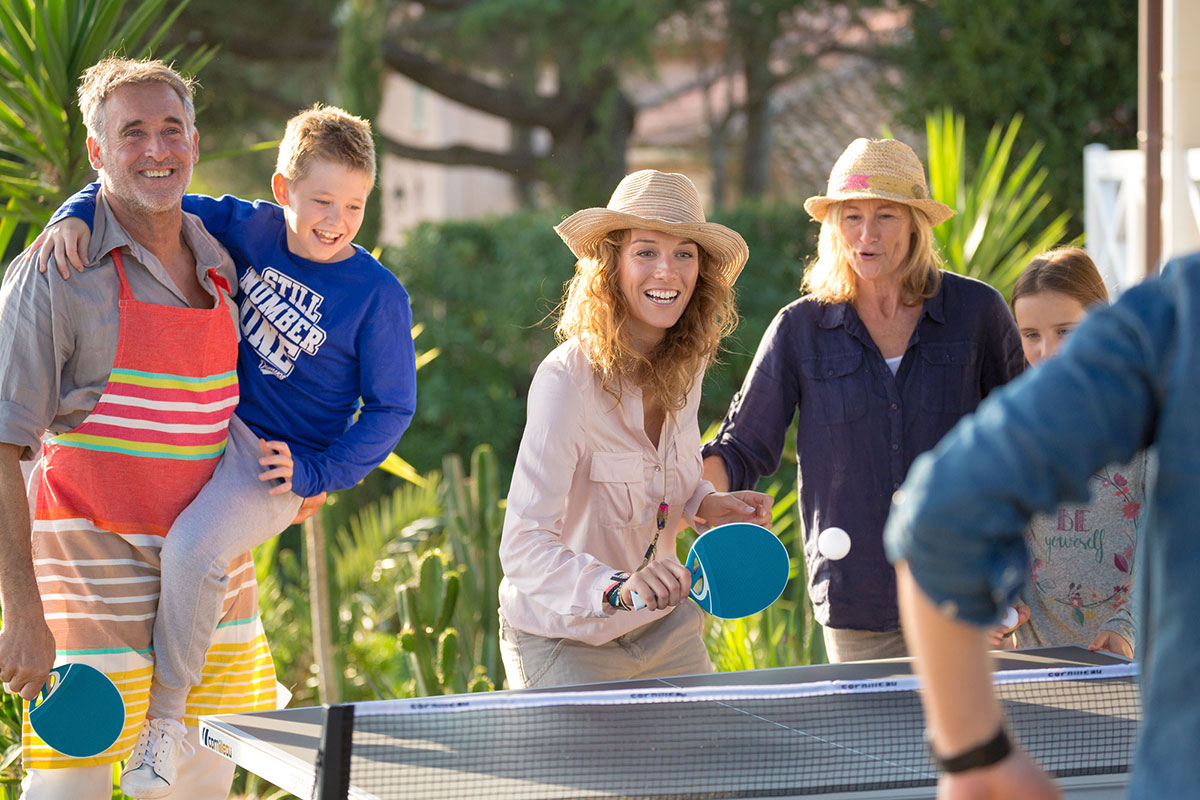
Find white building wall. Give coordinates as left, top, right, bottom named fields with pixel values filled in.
left=1162, top=0, right=1200, bottom=261
left=376, top=73, right=519, bottom=245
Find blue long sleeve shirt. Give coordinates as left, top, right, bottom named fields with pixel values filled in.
left=53, top=184, right=417, bottom=497
left=884, top=253, right=1200, bottom=799
left=702, top=271, right=1023, bottom=630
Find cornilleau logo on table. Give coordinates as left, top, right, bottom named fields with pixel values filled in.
left=840, top=680, right=900, bottom=692
left=201, top=728, right=233, bottom=759
left=630, top=691, right=686, bottom=701
left=1047, top=668, right=1103, bottom=679
left=408, top=700, right=471, bottom=712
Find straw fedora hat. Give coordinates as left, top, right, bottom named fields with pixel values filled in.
left=804, top=138, right=954, bottom=226
left=555, top=170, right=749, bottom=286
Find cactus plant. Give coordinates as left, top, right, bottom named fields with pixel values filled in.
left=442, top=444, right=506, bottom=687
left=398, top=550, right=464, bottom=696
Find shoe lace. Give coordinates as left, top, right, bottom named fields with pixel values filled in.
left=126, top=722, right=155, bottom=770
left=149, top=719, right=195, bottom=776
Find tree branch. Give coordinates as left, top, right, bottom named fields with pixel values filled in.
left=379, top=135, right=541, bottom=179
left=188, top=29, right=337, bottom=61
left=414, top=0, right=478, bottom=10
left=382, top=40, right=569, bottom=129
left=239, top=86, right=308, bottom=119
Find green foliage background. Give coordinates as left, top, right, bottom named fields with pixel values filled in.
left=888, top=0, right=1138, bottom=235
left=384, top=201, right=812, bottom=478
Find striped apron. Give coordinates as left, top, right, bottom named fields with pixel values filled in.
left=23, top=250, right=278, bottom=769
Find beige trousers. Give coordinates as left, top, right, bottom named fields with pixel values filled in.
left=501, top=602, right=714, bottom=688
left=822, top=625, right=908, bottom=663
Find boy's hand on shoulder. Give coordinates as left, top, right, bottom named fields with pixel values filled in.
left=33, top=219, right=91, bottom=278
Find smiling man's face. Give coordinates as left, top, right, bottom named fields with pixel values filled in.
left=87, top=81, right=198, bottom=216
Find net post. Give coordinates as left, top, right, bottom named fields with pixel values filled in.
left=314, top=703, right=354, bottom=800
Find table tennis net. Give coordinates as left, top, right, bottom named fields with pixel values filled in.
left=314, top=662, right=1139, bottom=799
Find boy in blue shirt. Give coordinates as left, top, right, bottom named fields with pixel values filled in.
left=38, top=104, right=416, bottom=798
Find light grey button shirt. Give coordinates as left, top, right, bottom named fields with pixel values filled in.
left=0, top=192, right=238, bottom=459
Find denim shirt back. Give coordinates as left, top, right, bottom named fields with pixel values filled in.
left=885, top=253, right=1200, bottom=798
left=704, top=271, right=1023, bottom=630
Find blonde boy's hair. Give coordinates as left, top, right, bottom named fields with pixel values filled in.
left=77, top=58, right=196, bottom=144
left=275, top=104, right=376, bottom=183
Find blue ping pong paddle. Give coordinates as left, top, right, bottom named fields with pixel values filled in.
left=631, top=522, right=789, bottom=619
left=28, top=663, right=125, bottom=757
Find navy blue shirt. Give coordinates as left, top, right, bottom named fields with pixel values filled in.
left=702, top=271, right=1023, bottom=630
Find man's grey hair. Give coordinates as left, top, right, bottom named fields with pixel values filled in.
left=77, top=58, right=196, bottom=145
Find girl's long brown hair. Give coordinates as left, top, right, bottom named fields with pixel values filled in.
left=1010, top=246, right=1109, bottom=310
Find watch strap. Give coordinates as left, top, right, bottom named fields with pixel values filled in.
left=930, top=727, right=1012, bottom=774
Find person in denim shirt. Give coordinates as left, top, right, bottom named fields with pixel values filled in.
left=702, top=139, right=1023, bottom=661
left=886, top=253, right=1200, bottom=798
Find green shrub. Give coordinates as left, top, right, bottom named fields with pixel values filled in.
left=381, top=212, right=565, bottom=476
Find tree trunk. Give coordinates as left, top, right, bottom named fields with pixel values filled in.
left=732, top=0, right=781, bottom=199
left=549, top=81, right=635, bottom=208
left=740, top=76, right=773, bottom=199
left=305, top=513, right=340, bottom=704
left=338, top=0, right=385, bottom=249
left=737, top=22, right=777, bottom=199
left=511, top=124, right=539, bottom=210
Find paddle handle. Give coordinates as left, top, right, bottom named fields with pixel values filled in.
left=626, top=561, right=700, bottom=611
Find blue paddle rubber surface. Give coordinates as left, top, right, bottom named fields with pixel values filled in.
left=687, top=522, right=789, bottom=619
left=29, top=663, right=125, bottom=758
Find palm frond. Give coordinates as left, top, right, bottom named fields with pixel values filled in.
left=926, top=109, right=1081, bottom=297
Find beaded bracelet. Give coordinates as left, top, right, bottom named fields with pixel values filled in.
left=604, top=571, right=632, bottom=610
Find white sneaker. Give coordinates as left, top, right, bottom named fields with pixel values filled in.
left=120, top=718, right=194, bottom=799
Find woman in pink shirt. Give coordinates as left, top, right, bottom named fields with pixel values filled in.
left=498, top=170, right=773, bottom=688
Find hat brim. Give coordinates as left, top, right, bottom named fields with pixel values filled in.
left=554, top=208, right=749, bottom=286
left=803, top=192, right=955, bottom=227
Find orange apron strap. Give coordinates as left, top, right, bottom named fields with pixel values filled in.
left=207, top=268, right=232, bottom=297
left=110, top=248, right=133, bottom=301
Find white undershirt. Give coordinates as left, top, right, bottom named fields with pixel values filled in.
left=885, top=355, right=903, bottom=375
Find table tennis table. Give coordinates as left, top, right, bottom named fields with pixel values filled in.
left=201, top=645, right=1139, bottom=800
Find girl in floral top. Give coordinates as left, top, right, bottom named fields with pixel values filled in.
left=1000, top=247, right=1146, bottom=657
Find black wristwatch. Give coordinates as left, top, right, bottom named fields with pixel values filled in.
left=929, top=727, right=1012, bottom=774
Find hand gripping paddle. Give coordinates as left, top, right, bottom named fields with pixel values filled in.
left=632, top=522, right=790, bottom=619
left=28, top=663, right=125, bottom=757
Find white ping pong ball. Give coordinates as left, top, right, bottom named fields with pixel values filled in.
left=1001, top=606, right=1020, bottom=630
left=818, top=527, right=851, bottom=560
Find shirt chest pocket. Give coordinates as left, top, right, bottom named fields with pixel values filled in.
left=589, top=451, right=645, bottom=527
left=918, top=342, right=980, bottom=414
left=800, top=351, right=868, bottom=425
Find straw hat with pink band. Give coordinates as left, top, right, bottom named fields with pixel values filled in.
left=804, top=138, right=955, bottom=227
left=554, top=169, right=749, bottom=287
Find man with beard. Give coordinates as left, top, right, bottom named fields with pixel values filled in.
left=0, top=58, right=281, bottom=799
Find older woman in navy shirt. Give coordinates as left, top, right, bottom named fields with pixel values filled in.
left=701, top=138, right=1024, bottom=661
